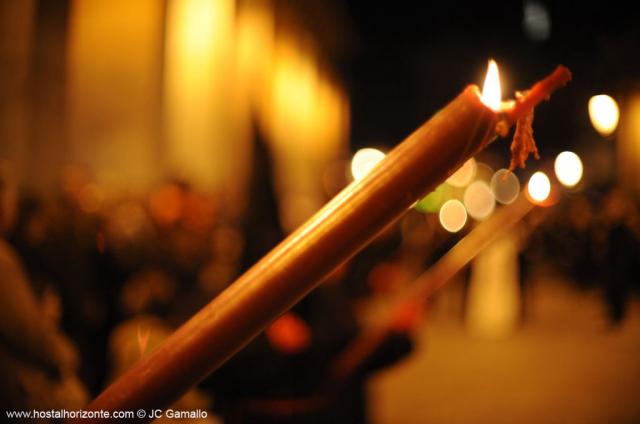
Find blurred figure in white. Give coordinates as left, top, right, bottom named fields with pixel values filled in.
left=466, top=228, right=521, bottom=338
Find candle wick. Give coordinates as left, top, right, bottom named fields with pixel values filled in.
left=509, top=100, right=539, bottom=171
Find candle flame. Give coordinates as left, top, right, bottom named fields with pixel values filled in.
left=481, top=60, right=502, bottom=111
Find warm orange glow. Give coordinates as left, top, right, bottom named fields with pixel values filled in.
left=261, top=35, right=349, bottom=231
left=78, top=183, right=104, bottom=214
left=236, top=2, right=274, bottom=98
left=481, top=60, right=502, bottom=111
left=67, top=0, right=164, bottom=191
left=149, top=184, right=183, bottom=226
left=164, top=0, right=235, bottom=189
left=467, top=231, right=520, bottom=339
left=137, top=325, right=151, bottom=357
left=266, top=313, right=311, bottom=354
left=269, top=40, right=317, bottom=135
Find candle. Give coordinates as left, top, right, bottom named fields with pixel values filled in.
left=331, top=191, right=536, bottom=381
left=81, top=62, right=570, bottom=419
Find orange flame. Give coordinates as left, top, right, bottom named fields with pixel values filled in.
left=481, top=59, right=502, bottom=111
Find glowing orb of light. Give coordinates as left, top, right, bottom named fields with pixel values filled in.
left=474, top=162, right=494, bottom=183
left=439, top=199, right=468, bottom=233
left=588, top=94, right=619, bottom=136
left=350, top=148, right=385, bottom=181
left=446, top=158, right=477, bottom=187
left=523, top=0, right=551, bottom=41
left=481, top=60, right=502, bottom=112
left=463, top=181, right=495, bottom=220
left=490, top=169, right=520, bottom=205
left=527, top=171, right=551, bottom=202
left=554, top=151, right=583, bottom=188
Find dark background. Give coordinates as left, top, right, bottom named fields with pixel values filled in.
left=331, top=1, right=639, bottom=160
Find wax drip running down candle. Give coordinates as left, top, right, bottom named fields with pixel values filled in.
left=78, top=62, right=571, bottom=421
left=480, top=60, right=572, bottom=170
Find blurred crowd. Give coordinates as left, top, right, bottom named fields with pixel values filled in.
left=524, top=185, right=640, bottom=323
left=0, top=142, right=421, bottom=423
left=1, top=150, right=640, bottom=422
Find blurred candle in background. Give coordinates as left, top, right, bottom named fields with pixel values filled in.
left=618, top=94, right=640, bottom=197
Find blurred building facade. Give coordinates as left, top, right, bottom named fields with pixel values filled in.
left=0, top=0, right=350, bottom=229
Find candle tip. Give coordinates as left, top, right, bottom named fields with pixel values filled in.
left=481, top=60, right=502, bottom=111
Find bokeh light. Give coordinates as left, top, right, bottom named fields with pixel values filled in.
left=523, top=0, right=551, bottom=41
left=439, top=199, right=468, bottom=233
left=350, top=148, right=386, bottom=181
left=490, top=169, right=520, bottom=204
left=554, top=151, right=583, bottom=187
left=588, top=94, right=619, bottom=136
left=474, top=162, right=495, bottom=183
left=527, top=171, right=551, bottom=202
left=463, top=181, right=495, bottom=220
left=446, top=158, right=477, bottom=187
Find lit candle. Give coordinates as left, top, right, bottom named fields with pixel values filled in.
left=81, top=62, right=571, bottom=419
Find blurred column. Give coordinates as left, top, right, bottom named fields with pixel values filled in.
left=28, top=0, right=70, bottom=195
left=236, top=0, right=273, bottom=106
left=466, top=229, right=521, bottom=339
left=618, top=92, right=640, bottom=197
left=261, top=36, right=349, bottom=231
left=67, top=0, right=164, bottom=192
left=0, top=0, right=35, bottom=187
left=225, top=0, right=276, bottom=219
left=163, top=0, right=245, bottom=196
